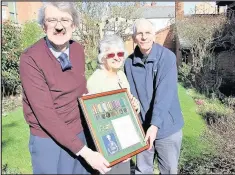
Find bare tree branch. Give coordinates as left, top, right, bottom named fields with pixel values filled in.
left=73, top=2, right=139, bottom=77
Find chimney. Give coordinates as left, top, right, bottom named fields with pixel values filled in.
left=135, top=2, right=140, bottom=7
left=151, top=2, right=156, bottom=6
left=175, top=1, right=184, bottom=20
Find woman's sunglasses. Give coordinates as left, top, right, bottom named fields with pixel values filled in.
left=106, top=52, right=124, bottom=59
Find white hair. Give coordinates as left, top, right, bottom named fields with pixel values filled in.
left=38, top=2, right=79, bottom=27
left=132, top=18, right=155, bottom=36
left=97, top=34, right=127, bottom=69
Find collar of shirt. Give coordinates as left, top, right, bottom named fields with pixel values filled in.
left=133, top=43, right=156, bottom=65
left=46, top=37, right=70, bottom=61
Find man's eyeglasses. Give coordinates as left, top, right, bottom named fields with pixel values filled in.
left=106, top=52, right=125, bottom=59
left=45, top=18, right=73, bottom=28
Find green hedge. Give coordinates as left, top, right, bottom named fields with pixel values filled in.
left=2, top=21, right=22, bottom=96
left=2, top=21, right=44, bottom=96
left=21, top=20, right=44, bottom=50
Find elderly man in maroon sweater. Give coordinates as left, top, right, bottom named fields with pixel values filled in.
left=19, top=2, right=111, bottom=174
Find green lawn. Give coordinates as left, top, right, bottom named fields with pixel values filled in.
left=2, top=84, right=209, bottom=174
left=2, top=107, right=31, bottom=174
left=178, top=84, right=211, bottom=166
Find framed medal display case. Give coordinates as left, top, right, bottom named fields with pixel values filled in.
left=79, top=89, right=149, bottom=167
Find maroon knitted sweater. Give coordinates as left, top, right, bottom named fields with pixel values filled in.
left=19, top=37, right=87, bottom=154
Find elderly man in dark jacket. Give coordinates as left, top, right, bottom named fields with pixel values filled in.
left=124, top=18, right=184, bottom=174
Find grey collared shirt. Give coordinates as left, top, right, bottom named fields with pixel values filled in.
left=46, top=37, right=70, bottom=61
left=142, top=54, right=148, bottom=64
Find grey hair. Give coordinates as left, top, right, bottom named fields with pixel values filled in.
left=132, top=18, right=155, bottom=36
left=97, top=34, right=127, bottom=68
left=38, top=2, right=79, bottom=27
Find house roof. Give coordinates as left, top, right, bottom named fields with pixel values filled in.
left=133, top=6, right=175, bottom=19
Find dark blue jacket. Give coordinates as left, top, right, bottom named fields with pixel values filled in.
left=124, top=43, right=184, bottom=139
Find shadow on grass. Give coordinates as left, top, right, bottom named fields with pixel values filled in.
left=2, top=121, right=19, bottom=149
left=2, top=138, right=14, bottom=149
left=2, top=122, right=18, bottom=128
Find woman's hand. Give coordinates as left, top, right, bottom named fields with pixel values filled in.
left=128, top=93, right=140, bottom=113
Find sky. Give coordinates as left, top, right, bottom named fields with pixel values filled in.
left=144, top=1, right=217, bottom=14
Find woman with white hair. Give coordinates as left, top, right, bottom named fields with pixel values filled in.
left=87, top=34, right=140, bottom=174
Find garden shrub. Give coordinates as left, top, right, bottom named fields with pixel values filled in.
left=180, top=112, right=235, bottom=174
left=186, top=88, right=234, bottom=125
left=21, top=20, right=44, bottom=50
left=84, top=46, right=98, bottom=78
left=181, top=113, right=235, bottom=174
left=2, top=21, right=22, bottom=96
left=197, top=99, right=233, bottom=125
left=182, top=88, right=235, bottom=173
left=2, top=20, right=44, bottom=96
left=207, top=114, right=235, bottom=174
left=223, top=96, right=235, bottom=110
left=186, top=88, right=207, bottom=101
left=178, top=62, right=193, bottom=88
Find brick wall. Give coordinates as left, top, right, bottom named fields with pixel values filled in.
left=16, top=2, right=42, bottom=24
left=155, top=27, right=170, bottom=45
left=1, top=2, right=42, bottom=24
left=124, top=39, right=135, bottom=56
left=155, top=26, right=175, bottom=52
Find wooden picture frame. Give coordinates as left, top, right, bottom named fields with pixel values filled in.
left=79, top=88, right=149, bottom=167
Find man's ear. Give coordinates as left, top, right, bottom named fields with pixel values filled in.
left=132, top=35, right=136, bottom=43
left=72, top=24, right=76, bottom=33
left=42, top=24, right=46, bottom=33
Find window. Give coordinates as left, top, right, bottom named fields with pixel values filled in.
left=8, top=2, right=18, bottom=23
left=10, top=13, right=15, bottom=21
left=2, top=2, right=8, bottom=6
left=2, top=8, right=7, bottom=20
